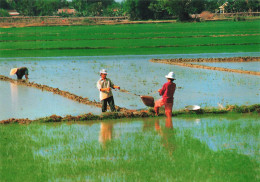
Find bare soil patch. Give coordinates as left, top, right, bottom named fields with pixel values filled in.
left=0, top=16, right=176, bottom=28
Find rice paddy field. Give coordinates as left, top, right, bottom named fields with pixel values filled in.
left=0, top=20, right=259, bottom=57
left=0, top=20, right=260, bottom=181
left=0, top=53, right=259, bottom=120
left=0, top=114, right=259, bottom=181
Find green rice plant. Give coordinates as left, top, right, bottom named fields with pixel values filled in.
left=1, top=116, right=258, bottom=181
left=0, top=20, right=259, bottom=57
left=227, top=104, right=260, bottom=113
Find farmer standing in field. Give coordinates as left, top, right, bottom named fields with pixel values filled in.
left=97, top=69, right=120, bottom=112
left=154, top=72, right=176, bottom=117
left=10, top=67, right=29, bottom=80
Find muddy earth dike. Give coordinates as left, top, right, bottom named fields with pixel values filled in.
left=1, top=104, right=259, bottom=124
left=150, top=57, right=260, bottom=76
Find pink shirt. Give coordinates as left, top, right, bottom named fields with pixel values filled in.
left=159, top=82, right=176, bottom=103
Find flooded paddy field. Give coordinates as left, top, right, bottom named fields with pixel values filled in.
left=0, top=52, right=259, bottom=120
left=0, top=114, right=259, bottom=181
left=0, top=81, right=101, bottom=120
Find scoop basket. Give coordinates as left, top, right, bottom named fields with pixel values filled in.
left=140, top=95, right=154, bottom=107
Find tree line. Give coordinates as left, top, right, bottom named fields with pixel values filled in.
left=0, top=0, right=259, bottom=21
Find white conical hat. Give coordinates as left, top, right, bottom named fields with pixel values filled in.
left=100, top=69, right=107, bottom=74
left=10, top=68, right=18, bottom=75
left=165, top=72, right=175, bottom=79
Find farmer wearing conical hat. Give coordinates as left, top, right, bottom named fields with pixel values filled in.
left=154, top=72, right=176, bottom=117
left=10, top=67, right=29, bottom=80
left=97, top=69, right=120, bottom=112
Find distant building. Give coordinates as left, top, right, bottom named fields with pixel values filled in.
left=219, top=2, right=228, bottom=14
left=57, top=8, right=76, bottom=14
left=8, top=10, right=19, bottom=16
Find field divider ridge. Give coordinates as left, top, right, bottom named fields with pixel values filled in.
left=150, top=57, right=260, bottom=76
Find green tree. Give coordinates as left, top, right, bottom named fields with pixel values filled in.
left=0, top=0, right=11, bottom=9
left=148, top=0, right=171, bottom=19
left=225, top=0, right=259, bottom=13
left=232, top=0, right=248, bottom=12
left=9, top=0, right=67, bottom=16
left=165, top=0, right=192, bottom=21
left=247, top=0, right=260, bottom=12
left=189, top=0, right=206, bottom=14
left=72, top=0, right=87, bottom=14
left=72, top=0, right=115, bottom=16
left=125, top=0, right=154, bottom=20
left=0, top=8, right=10, bottom=16
left=204, top=0, right=219, bottom=13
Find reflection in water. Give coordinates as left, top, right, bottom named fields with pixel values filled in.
left=10, top=82, right=18, bottom=102
left=99, top=122, right=113, bottom=147
left=155, top=117, right=175, bottom=156
left=165, top=117, right=173, bottom=129
left=10, top=82, right=18, bottom=112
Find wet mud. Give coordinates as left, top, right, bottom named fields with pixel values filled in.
left=1, top=104, right=259, bottom=124
left=150, top=57, right=260, bottom=76
left=0, top=110, right=151, bottom=124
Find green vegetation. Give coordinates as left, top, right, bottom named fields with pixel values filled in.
left=0, top=114, right=258, bottom=181
left=1, top=0, right=259, bottom=21
left=0, top=8, right=9, bottom=17
left=0, top=20, right=259, bottom=58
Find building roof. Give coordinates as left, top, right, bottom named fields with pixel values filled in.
left=8, top=10, right=20, bottom=16
left=57, top=9, right=76, bottom=14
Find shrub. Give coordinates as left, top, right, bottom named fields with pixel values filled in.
left=57, top=12, right=70, bottom=17
left=83, top=18, right=94, bottom=24
left=233, top=16, right=246, bottom=21
left=0, top=9, right=10, bottom=17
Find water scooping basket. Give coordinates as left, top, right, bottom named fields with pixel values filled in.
left=140, top=96, right=154, bottom=107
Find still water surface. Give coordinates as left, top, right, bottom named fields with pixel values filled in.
left=0, top=81, right=101, bottom=120
left=32, top=115, right=259, bottom=162
left=195, top=61, right=260, bottom=72
left=0, top=52, right=259, bottom=120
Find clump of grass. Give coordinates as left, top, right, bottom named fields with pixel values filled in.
left=40, top=115, right=62, bottom=122
left=172, top=104, right=259, bottom=117
left=78, top=113, right=99, bottom=121
left=233, top=16, right=246, bottom=21
left=226, top=104, right=260, bottom=113
left=83, top=18, right=94, bottom=24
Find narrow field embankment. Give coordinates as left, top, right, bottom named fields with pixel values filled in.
left=150, top=57, right=260, bottom=76
left=1, top=104, right=259, bottom=124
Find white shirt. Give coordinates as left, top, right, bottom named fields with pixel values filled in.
left=97, top=78, right=114, bottom=101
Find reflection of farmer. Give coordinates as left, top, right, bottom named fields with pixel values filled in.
left=155, top=118, right=175, bottom=155
left=97, top=69, right=120, bottom=112
left=99, top=122, right=113, bottom=146
left=10, top=67, right=29, bottom=80
left=154, top=72, right=176, bottom=117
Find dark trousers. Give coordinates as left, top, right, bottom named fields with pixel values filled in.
left=101, top=96, right=116, bottom=112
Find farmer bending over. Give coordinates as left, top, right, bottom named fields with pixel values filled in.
left=10, top=67, right=29, bottom=80
left=97, top=69, right=120, bottom=112
left=154, top=72, right=176, bottom=117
